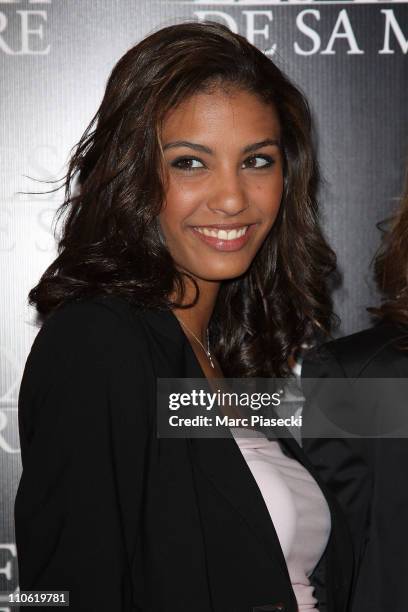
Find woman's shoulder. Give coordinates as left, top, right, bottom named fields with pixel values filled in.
left=40, top=294, right=141, bottom=332
left=304, top=321, right=408, bottom=378
left=26, top=295, right=151, bottom=371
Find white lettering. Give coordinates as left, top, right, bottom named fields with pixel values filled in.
left=169, top=415, right=212, bottom=427
left=215, top=416, right=249, bottom=427
left=0, top=12, right=15, bottom=54
left=242, top=10, right=276, bottom=56
left=0, top=543, right=17, bottom=581
left=380, top=9, right=408, bottom=54
left=322, top=9, right=364, bottom=55
left=17, top=10, right=50, bottom=55
left=294, top=9, right=321, bottom=55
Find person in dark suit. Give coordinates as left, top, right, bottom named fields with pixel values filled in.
left=15, top=22, right=353, bottom=612
left=302, top=170, right=408, bottom=611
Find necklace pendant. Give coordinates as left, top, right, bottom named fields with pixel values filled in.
left=208, top=353, right=215, bottom=369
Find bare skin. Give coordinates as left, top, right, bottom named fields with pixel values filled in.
left=159, top=87, right=284, bottom=380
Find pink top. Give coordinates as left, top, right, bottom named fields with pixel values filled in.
left=231, top=428, right=331, bottom=611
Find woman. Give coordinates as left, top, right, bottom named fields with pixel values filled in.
left=15, top=21, right=353, bottom=612
left=302, top=168, right=408, bottom=611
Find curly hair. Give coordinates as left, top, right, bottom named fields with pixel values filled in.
left=369, top=165, right=408, bottom=330
left=28, top=20, right=337, bottom=376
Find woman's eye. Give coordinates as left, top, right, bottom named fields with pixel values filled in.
left=243, top=155, right=274, bottom=169
left=171, top=157, right=205, bottom=171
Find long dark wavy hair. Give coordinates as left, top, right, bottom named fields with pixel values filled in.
left=28, top=20, right=337, bottom=377
left=369, top=165, right=408, bottom=331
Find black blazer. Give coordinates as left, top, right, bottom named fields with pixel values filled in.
left=302, top=322, right=408, bottom=612
left=15, top=295, right=353, bottom=612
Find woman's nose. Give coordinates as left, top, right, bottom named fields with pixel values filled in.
left=207, top=170, right=249, bottom=216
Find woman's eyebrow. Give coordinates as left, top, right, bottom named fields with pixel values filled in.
left=242, top=139, right=281, bottom=153
left=162, top=138, right=280, bottom=154
left=163, top=140, right=212, bottom=154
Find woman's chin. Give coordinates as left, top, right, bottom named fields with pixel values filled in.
left=187, top=263, right=252, bottom=283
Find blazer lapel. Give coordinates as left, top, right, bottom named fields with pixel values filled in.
left=182, top=338, right=292, bottom=579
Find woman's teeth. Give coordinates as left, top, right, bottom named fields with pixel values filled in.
left=194, top=226, right=249, bottom=240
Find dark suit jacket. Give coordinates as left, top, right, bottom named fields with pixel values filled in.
left=15, top=295, right=353, bottom=612
left=302, top=322, right=408, bottom=612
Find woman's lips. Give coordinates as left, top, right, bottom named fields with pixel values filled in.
left=190, top=224, right=257, bottom=252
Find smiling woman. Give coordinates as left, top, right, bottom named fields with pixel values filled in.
left=158, top=88, right=283, bottom=282
left=15, top=20, right=351, bottom=612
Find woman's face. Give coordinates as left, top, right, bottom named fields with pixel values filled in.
left=159, top=87, right=284, bottom=282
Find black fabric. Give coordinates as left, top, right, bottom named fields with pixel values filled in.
left=302, top=322, right=408, bottom=612
left=15, top=295, right=353, bottom=612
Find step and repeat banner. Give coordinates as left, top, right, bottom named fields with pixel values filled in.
left=0, top=0, right=407, bottom=602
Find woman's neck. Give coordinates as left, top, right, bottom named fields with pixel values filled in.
left=171, top=275, right=220, bottom=344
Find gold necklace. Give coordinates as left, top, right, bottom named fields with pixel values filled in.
left=176, top=316, right=215, bottom=369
